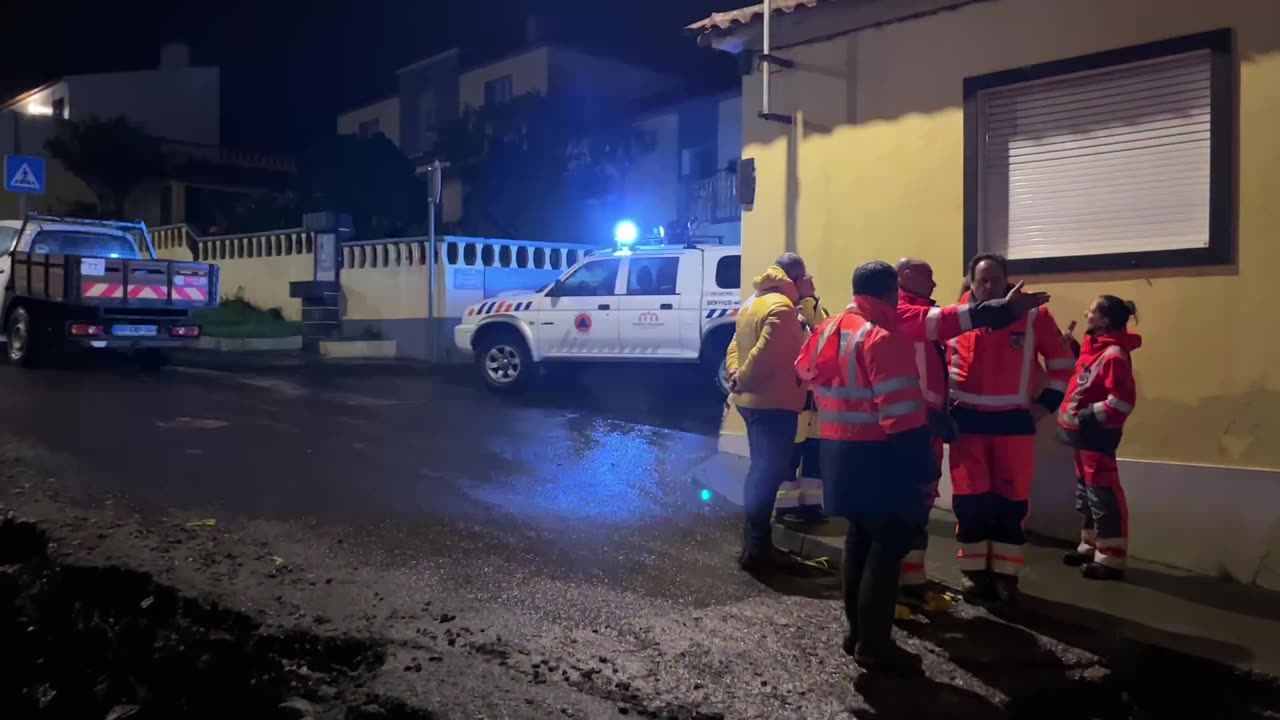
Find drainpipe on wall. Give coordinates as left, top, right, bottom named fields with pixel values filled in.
left=758, top=0, right=795, bottom=124
left=762, top=0, right=772, bottom=115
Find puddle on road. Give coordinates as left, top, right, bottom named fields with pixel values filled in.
left=0, top=518, right=434, bottom=719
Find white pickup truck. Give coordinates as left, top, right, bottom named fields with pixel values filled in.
left=454, top=242, right=743, bottom=392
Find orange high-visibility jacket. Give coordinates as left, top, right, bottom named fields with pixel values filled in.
left=897, top=289, right=969, bottom=411
left=947, top=292, right=1074, bottom=430
left=1058, top=330, right=1141, bottom=430
left=795, top=295, right=928, bottom=442
left=896, top=289, right=1022, bottom=412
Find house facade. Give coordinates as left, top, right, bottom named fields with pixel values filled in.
left=338, top=43, right=742, bottom=243
left=622, top=91, right=743, bottom=245
left=1, top=43, right=292, bottom=232
left=692, top=0, right=1280, bottom=588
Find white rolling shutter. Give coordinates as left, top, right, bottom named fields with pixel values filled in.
left=979, top=50, right=1213, bottom=260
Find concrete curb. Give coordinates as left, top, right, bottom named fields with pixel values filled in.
left=319, top=339, right=397, bottom=359
left=773, top=523, right=846, bottom=567
left=195, top=336, right=303, bottom=352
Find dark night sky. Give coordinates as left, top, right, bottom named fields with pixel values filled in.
left=1, top=0, right=740, bottom=153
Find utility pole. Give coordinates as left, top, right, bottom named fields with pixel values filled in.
left=426, top=160, right=442, bottom=362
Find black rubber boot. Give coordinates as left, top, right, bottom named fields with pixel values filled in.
left=737, top=546, right=779, bottom=574
left=993, top=574, right=1021, bottom=607
left=1063, top=548, right=1094, bottom=567
left=897, top=582, right=928, bottom=609
left=960, top=571, right=998, bottom=603
left=776, top=506, right=825, bottom=526
left=842, top=631, right=858, bottom=657
left=853, top=642, right=924, bottom=675
left=1081, top=562, right=1125, bottom=582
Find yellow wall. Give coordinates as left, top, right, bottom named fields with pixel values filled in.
left=340, top=243, right=435, bottom=319
left=196, top=234, right=314, bottom=320
left=733, top=0, right=1280, bottom=470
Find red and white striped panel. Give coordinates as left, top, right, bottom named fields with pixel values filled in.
left=171, top=286, right=208, bottom=301
left=127, top=285, right=167, bottom=300
left=82, top=282, right=124, bottom=299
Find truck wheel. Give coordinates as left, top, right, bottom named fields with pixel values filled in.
left=477, top=331, right=532, bottom=392
left=702, top=328, right=734, bottom=396
left=6, top=307, right=39, bottom=368
left=715, top=355, right=732, bottom=396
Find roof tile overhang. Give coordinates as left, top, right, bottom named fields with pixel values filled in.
left=685, top=0, right=829, bottom=40
left=688, top=0, right=993, bottom=53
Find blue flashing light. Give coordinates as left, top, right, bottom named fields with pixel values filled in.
left=614, top=220, right=639, bottom=246
left=699, top=488, right=713, bottom=503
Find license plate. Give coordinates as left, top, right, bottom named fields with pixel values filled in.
left=112, top=324, right=157, bottom=337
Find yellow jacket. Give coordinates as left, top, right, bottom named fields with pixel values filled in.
left=725, top=266, right=826, bottom=412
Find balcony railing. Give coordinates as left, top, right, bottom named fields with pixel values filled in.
left=681, top=169, right=740, bottom=225
left=161, top=140, right=296, bottom=173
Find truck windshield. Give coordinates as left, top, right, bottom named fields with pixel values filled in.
left=31, top=230, right=141, bottom=259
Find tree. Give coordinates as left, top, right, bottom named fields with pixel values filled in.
left=294, top=133, right=428, bottom=239
left=45, top=116, right=167, bottom=217
left=436, top=92, right=654, bottom=242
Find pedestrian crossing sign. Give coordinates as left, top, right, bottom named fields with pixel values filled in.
left=4, top=154, right=46, bottom=195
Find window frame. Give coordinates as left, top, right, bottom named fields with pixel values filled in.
left=551, top=258, right=621, bottom=298
left=715, top=255, right=741, bottom=290
left=625, top=255, right=681, bottom=296
left=963, top=28, right=1236, bottom=274
left=484, top=75, right=514, bottom=107
left=0, top=226, right=18, bottom=256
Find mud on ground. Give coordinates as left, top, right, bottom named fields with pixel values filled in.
left=1, top=517, right=429, bottom=720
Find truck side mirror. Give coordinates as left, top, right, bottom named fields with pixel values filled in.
left=547, top=279, right=565, bottom=297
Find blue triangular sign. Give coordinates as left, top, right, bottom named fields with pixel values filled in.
left=9, top=163, right=40, bottom=190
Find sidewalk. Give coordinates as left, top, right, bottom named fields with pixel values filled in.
left=691, top=451, right=1280, bottom=677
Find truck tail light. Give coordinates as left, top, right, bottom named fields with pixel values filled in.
left=69, top=324, right=104, bottom=336
left=170, top=326, right=201, bottom=338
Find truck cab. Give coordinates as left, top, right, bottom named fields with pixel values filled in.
left=455, top=242, right=742, bottom=392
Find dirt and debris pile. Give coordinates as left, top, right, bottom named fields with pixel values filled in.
left=0, top=518, right=432, bottom=719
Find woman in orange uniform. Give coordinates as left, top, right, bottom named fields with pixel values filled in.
left=1056, top=296, right=1141, bottom=581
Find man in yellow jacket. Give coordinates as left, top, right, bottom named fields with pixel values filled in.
left=725, top=253, right=822, bottom=572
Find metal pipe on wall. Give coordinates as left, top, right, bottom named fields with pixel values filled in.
left=762, top=0, right=772, bottom=115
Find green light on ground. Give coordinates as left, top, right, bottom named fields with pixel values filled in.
left=700, top=488, right=713, bottom=503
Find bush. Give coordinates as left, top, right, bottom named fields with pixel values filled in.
left=194, top=298, right=300, bottom=339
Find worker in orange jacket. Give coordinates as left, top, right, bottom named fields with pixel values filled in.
left=1057, top=295, right=1142, bottom=582
left=892, top=259, right=1050, bottom=600
left=947, top=253, right=1075, bottom=605
left=795, top=260, right=938, bottom=673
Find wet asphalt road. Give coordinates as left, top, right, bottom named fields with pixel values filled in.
left=2, top=357, right=1277, bottom=719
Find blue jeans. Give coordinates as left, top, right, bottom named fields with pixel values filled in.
left=738, top=406, right=799, bottom=554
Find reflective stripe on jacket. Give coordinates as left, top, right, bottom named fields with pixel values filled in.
left=1058, top=331, right=1141, bottom=431
left=795, top=295, right=928, bottom=442
left=897, top=289, right=971, bottom=411
left=947, top=293, right=1074, bottom=414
